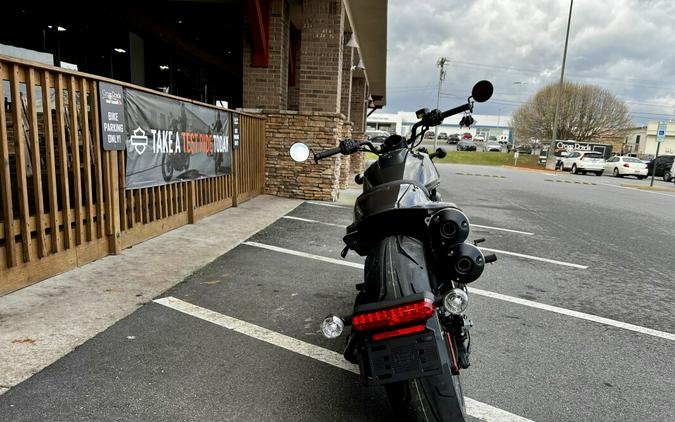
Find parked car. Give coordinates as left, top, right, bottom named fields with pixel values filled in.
left=369, top=135, right=389, bottom=145
left=559, top=151, right=605, bottom=175
left=457, top=139, right=477, bottom=151
left=483, top=140, right=502, bottom=152
left=604, top=156, right=648, bottom=179
left=437, top=132, right=448, bottom=141
left=447, top=134, right=460, bottom=144
left=365, top=129, right=390, bottom=140
left=473, top=134, right=485, bottom=143
left=515, top=144, right=533, bottom=155
left=424, top=131, right=436, bottom=140
left=462, top=132, right=473, bottom=140
left=671, top=161, right=675, bottom=185
left=646, top=155, right=675, bottom=181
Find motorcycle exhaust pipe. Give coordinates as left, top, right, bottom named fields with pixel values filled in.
left=445, top=243, right=485, bottom=284
left=428, top=208, right=470, bottom=254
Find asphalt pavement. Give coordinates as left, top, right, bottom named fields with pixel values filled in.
left=1, top=163, right=674, bottom=421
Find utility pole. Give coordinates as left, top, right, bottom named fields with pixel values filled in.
left=434, top=57, right=448, bottom=150
left=547, top=0, right=574, bottom=169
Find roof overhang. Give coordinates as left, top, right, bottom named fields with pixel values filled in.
left=344, top=0, right=387, bottom=107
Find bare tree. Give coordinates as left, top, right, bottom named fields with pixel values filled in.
left=510, top=82, right=632, bottom=143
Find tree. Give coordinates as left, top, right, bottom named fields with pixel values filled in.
left=510, top=82, right=632, bottom=143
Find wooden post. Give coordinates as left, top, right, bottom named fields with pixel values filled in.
left=55, top=74, right=73, bottom=250
left=68, top=76, right=83, bottom=246
left=0, top=63, right=16, bottom=266
left=187, top=180, right=197, bottom=223
left=41, top=71, right=60, bottom=254
left=10, top=64, right=33, bottom=263
left=231, top=112, right=238, bottom=207
left=26, top=68, right=47, bottom=258
left=105, top=151, right=122, bottom=254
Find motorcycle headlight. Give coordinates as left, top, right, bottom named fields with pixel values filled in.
left=443, top=288, right=469, bottom=315
left=320, top=315, right=344, bottom=339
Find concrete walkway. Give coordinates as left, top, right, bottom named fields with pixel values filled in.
left=0, top=195, right=301, bottom=394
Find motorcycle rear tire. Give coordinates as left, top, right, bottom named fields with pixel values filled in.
left=364, top=235, right=466, bottom=422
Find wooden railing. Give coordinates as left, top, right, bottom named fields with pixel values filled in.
left=0, top=55, right=265, bottom=295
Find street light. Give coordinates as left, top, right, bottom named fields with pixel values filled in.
left=547, top=0, right=574, bottom=169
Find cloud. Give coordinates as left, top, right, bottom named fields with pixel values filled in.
left=384, top=0, right=675, bottom=123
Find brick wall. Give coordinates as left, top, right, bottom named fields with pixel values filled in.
left=242, top=0, right=290, bottom=109
left=338, top=121, right=353, bottom=188
left=256, top=110, right=347, bottom=200
left=298, top=0, right=345, bottom=113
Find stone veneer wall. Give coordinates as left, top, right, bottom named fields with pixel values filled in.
left=258, top=110, right=349, bottom=201
left=350, top=132, right=366, bottom=175
left=338, top=122, right=353, bottom=189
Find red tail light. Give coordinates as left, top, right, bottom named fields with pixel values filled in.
left=623, top=163, right=630, bottom=168
left=371, top=324, right=427, bottom=341
left=352, top=299, right=435, bottom=331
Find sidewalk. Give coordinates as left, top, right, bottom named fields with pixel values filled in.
left=0, top=195, right=301, bottom=394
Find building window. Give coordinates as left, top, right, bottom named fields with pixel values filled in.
left=636, top=135, right=640, bottom=145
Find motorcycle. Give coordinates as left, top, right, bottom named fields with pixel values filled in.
left=290, top=80, right=497, bottom=422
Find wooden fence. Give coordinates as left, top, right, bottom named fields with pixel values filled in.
left=0, top=55, right=265, bottom=295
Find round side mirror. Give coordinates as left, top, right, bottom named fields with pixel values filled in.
left=290, top=142, right=310, bottom=162
left=471, top=80, right=494, bottom=103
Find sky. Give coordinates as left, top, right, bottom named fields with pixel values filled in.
left=382, top=0, right=675, bottom=124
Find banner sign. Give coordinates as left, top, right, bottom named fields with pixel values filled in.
left=124, top=88, right=231, bottom=189
left=232, top=113, right=240, bottom=149
left=98, top=82, right=126, bottom=151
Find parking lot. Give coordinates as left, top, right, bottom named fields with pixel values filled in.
left=1, top=164, right=674, bottom=421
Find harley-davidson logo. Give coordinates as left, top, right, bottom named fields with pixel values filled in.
left=130, top=127, right=148, bottom=155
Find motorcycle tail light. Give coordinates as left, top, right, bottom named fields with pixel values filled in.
left=352, top=299, right=435, bottom=332
left=371, top=324, right=426, bottom=341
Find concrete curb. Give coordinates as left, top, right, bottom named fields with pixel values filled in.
left=621, top=184, right=675, bottom=192
left=0, top=195, right=302, bottom=393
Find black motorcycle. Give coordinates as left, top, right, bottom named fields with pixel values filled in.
left=290, top=81, right=497, bottom=422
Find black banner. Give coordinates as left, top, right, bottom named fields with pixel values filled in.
left=124, top=88, right=231, bottom=189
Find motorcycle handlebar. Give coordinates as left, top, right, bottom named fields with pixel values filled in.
left=441, top=103, right=472, bottom=119
left=314, top=146, right=342, bottom=161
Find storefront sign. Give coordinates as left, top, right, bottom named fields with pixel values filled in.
left=232, top=113, right=240, bottom=149
left=98, top=82, right=126, bottom=151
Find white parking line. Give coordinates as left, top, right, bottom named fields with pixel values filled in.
left=469, top=288, right=675, bottom=342
left=595, top=182, right=675, bottom=198
left=284, top=215, right=534, bottom=236
left=478, top=247, right=587, bottom=269
left=240, top=241, right=675, bottom=342
left=154, top=296, right=534, bottom=422
left=282, top=215, right=347, bottom=228
left=471, top=224, right=534, bottom=236
left=305, top=201, right=350, bottom=208
left=242, top=241, right=363, bottom=269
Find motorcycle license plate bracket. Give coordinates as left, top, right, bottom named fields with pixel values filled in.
left=358, top=329, right=444, bottom=386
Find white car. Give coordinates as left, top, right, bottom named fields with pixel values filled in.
left=483, top=141, right=502, bottom=152
left=560, top=151, right=605, bottom=176
left=473, top=135, right=485, bottom=143
left=604, top=156, right=648, bottom=179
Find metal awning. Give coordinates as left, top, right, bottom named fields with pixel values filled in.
left=344, top=0, right=387, bottom=107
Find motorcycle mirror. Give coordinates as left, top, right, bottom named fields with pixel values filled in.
left=471, top=80, right=494, bottom=103
left=289, top=142, right=311, bottom=162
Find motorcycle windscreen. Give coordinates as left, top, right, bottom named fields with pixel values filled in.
left=354, top=183, right=430, bottom=222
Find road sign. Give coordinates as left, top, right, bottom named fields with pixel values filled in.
left=656, top=121, right=667, bottom=143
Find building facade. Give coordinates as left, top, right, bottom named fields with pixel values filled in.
left=367, top=111, right=512, bottom=140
